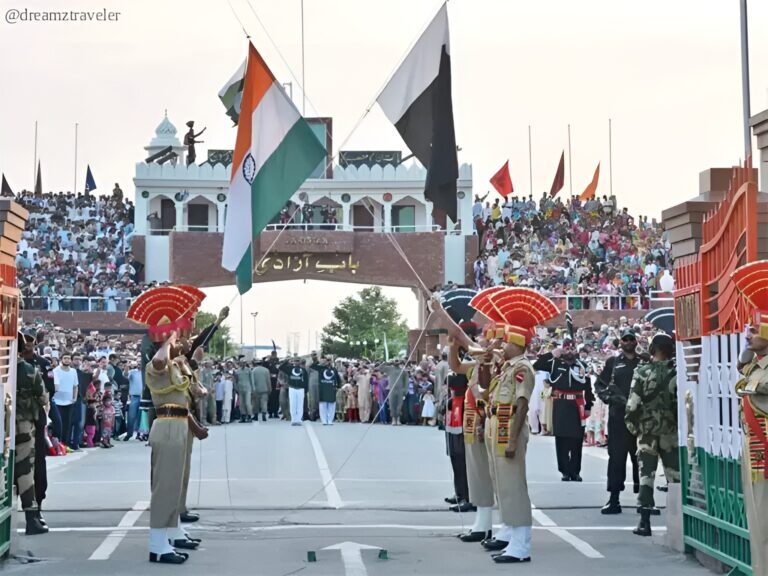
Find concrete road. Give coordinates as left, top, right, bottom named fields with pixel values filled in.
left=7, top=420, right=707, bottom=575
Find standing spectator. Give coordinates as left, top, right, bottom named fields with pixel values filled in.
left=126, top=361, right=143, bottom=440
left=93, top=357, right=110, bottom=392
left=52, top=353, right=78, bottom=448
left=70, top=353, right=91, bottom=450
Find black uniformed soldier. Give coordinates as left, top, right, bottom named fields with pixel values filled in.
left=533, top=340, right=593, bottom=481
left=595, top=328, right=641, bottom=514
left=16, top=333, right=49, bottom=535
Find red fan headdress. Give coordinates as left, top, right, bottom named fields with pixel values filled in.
left=470, top=287, right=559, bottom=347
left=127, top=286, right=206, bottom=342
left=732, top=260, right=768, bottom=339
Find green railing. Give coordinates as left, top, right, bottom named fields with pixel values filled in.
left=681, top=446, right=752, bottom=575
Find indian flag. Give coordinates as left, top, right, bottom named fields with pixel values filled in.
left=221, top=43, right=327, bottom=294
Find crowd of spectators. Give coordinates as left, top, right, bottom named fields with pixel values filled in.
left=471, top=192, right=674, bottom=311
left=11, top=186, right=146, bottom=312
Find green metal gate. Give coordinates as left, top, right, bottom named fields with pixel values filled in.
left=678, top=336, right=752, bottom=575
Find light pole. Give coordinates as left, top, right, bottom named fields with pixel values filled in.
left=251, top=312, right=259, bottom=356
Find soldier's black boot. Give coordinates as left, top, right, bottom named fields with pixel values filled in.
left=25, top=510, right=49, bottom=535
left=601, top=491, right=622, bottom=514
left=632, top=510, right=652, bottom=537
left=36, top=505, right=47, bottom=527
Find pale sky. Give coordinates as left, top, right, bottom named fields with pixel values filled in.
left=2, top=0, right=768, bottom=352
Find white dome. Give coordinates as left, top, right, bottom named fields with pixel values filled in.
left=148, top=111, right=181, bottom=149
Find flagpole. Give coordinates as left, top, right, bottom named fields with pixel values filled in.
left=568, top=124, right=573, bottom=197
left=740, top=0, right=752, bottom=158
left=528, top=125, right=533, bottom=197
left=33, top=121, right=38, bottom=189
left=608, top=118, right=613, bottom=199
left=74, top=123, right=79, bottom=194
left=300, top=0, right=306, bottom=116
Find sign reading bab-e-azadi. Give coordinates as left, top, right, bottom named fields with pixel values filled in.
left=255, top=253, right=359, bottom=276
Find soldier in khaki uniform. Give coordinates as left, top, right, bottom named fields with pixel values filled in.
left=468, top=286, right=561, bottom=564
left=198, top=360, right=217, bottom=425
left=128, top=286, right=207, bottom=565
left=15, top=333, right=49, bottom=535
left=732, top=262, right=768, bottom=574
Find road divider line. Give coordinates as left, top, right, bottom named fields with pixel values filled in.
left=549, top=527, right=604, bottom=558
left=88, top=500, right=148, bottom=560
left=305, top=423, right=343, bottom=509
left=533, top=506, right=604, bottom=558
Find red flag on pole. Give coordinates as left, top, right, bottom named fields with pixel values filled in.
left=579, top=163, right=600, bottom=201
left=549, top=151, right=565, bottom=197
left=489, top=160, right=513, bottom=198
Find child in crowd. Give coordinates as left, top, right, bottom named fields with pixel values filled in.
left=345, top=383, right=359, bottom=423
left=586, top=394, right=607, bottom=447
left=112, top=393, right=124, bottom=439
left=420, top=386, right=436, bottom=426
left=84, top=381, right=99, bottom=447
left=101, top=392, right=115, bottom=448
left=335, top=384, right=347, bottom=422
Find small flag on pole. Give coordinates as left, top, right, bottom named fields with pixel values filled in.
left=221, top=43, right=327, bottom=295
left=489, top=160, right=513, bottom=198
left=219, top=59, right=246, bottom=126
left=84, top=165, right=97, bottom=196
left=549, top=151, right=565, bottom=197
left=565, top=310, right=574, bottom=339
left=34, top=161, right=42, bottom=197
left=579, top=163, right=600, bottom=201
left=377, top=4, right=459, bottom=222
left=0, top=174, right=13, bottom=197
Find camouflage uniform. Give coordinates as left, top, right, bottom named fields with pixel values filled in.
left=625, top=360, right=680, bottom=510
left=15, top=359, right=46, bottom=511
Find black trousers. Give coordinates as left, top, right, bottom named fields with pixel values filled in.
left=606, top=415, right=640, bottom=492
left=555, top=433, right=584, bottom=477
left=268, top=389, right=280, bottom=417
left=447, top=433, right=469, bottom=502
left=56, top=403, right=73, bottom=447
left=34, top=409, right=48, bottom=505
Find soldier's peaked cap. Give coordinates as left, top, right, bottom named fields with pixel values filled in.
left=471, top=287, right=559, bottom=347
left=127, top=285, right=206, bottom=343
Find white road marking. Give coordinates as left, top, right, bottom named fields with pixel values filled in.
left=27, top=522, right=666, bottom=533
left=323, top=541, right=380, bottom=576
left=549, top=527, right=604, bottom=558
left=88, top=500, right=148, bottom=560
left=532, top=506, right=604, bottom=558
left=46, top=450, right=89, bottom=471
left=305, top=423, right=343, bottom=509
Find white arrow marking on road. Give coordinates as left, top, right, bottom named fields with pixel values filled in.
left=322, top=541, right=381, bottom=576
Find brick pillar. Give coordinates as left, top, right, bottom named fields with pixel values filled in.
left=0, top=198, right=29, bottom=557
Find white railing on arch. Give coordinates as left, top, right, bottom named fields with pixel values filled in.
left=694, top=334, right=743, bottom=460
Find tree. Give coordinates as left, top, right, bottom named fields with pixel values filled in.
left=320, top=286, right=408, bottom=360
left=194, top=311, right=238, bottom=358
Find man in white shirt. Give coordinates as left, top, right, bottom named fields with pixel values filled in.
left=53, top=353, right=79, bottom=447
left=94, top=356, right=111, bottom=392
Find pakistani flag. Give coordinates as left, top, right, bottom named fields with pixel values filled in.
left=377, top=4, right=458, bottom=222
left=221, top=43, right=327, bottom=294
left=219, top=59, right=246, bottom=125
